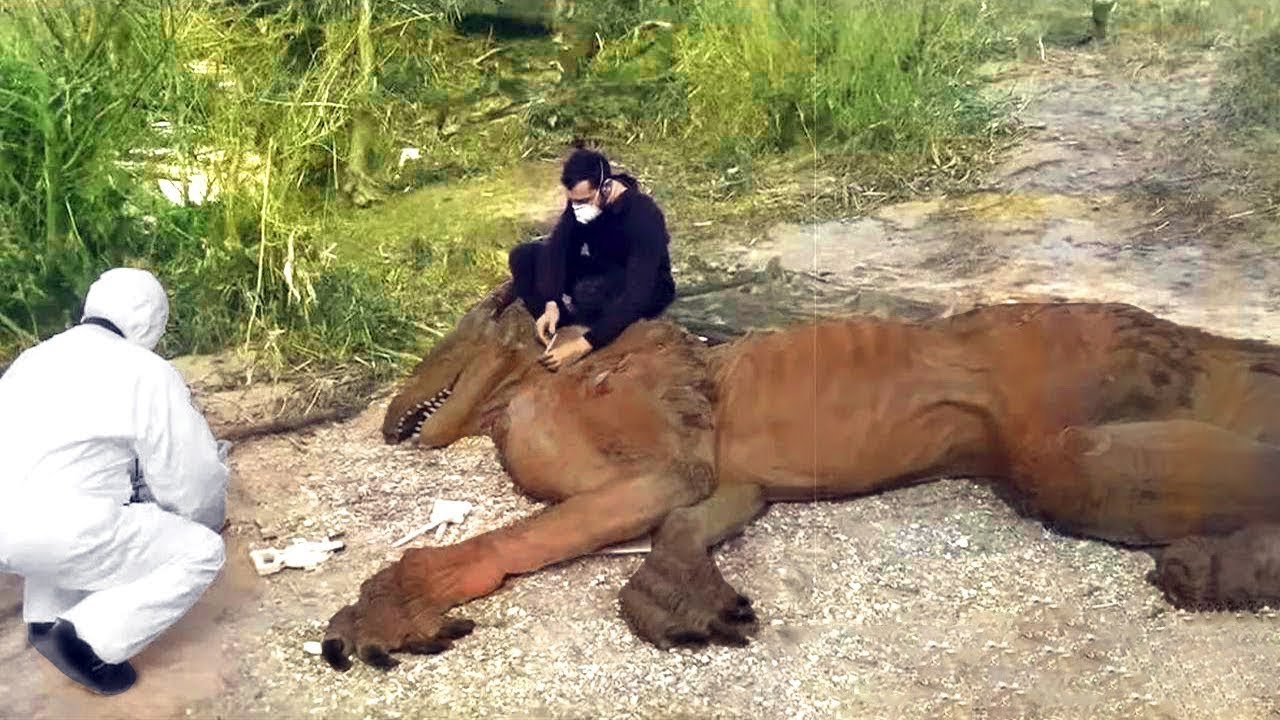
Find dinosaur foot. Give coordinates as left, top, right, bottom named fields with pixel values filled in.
left=1151, top=523, right=1280, bottom=611
left=321, top=546, right=500, bottom=671
left=618, top=526, right=757, bottom=650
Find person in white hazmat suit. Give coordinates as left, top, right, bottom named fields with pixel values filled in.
left=0, top=267, right=229, bottom=696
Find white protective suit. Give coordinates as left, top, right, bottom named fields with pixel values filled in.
left=0, top=267, right=228, bottom=664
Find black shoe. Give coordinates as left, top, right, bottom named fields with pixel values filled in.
left=27, top=621, right=54, bottom=645
left=31, top=619, right=136, bottom=696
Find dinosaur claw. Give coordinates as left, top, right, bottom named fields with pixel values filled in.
left=321, top=638, right=352, bottom=672
left=438, top=618, right=476, bottom=639
left=404, top=639, right=451, bottom=655
left=721, top=594, right=755, bottom=622
left=359, top=645, right=400, bottom=669
left=619, top=533, right=758, bottom=651
left=322, top=603, right=357, bottom=671
left=667, top=629, right=710, bottom=647
left=321, top=548, right=495, bottom=671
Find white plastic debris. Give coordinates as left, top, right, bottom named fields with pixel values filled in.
left=391, top=499, right=475, bottom=548
left=593, top=536, right=652, bottom=555
left=398, top=147, right=421, bottom=167
left=302, top=641, right=323, bottom=656
left=249, top=538, right=345, bottom=576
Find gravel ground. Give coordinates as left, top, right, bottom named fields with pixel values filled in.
left=4, top=42, right=1280, bottom=720
left=204, top=406, right=1280, bottom=720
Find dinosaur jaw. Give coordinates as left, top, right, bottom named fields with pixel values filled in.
left=389, top=384, right=455, bottom=443
left=378, top=280, right=532, bottom=449
left=382, top=345, right=520, bottom=449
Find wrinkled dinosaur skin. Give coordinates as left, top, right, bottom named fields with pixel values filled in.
left=322, top=280, right=1280, bottom=671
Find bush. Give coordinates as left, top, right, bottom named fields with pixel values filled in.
left=526, top=0, right=1006, bottom=164
left=0, top=1, right=419, bottom=371
left=1216, top=25, right=1280, bottom=133
left=0, top=1, right=181, bottom=343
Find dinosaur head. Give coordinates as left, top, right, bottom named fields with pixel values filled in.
left=382, top=279, right=540, bottom=448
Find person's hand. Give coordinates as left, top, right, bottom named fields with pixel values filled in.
left=535, top=302, right=560, bottom=346
left=540, top=336, right=593, bottom=372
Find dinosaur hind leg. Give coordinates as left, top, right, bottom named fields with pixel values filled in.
left=1010, top=419, right=1280, bottom=546
left=619, top=482, right=765, bottom=649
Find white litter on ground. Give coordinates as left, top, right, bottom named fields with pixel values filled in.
left=249, top=538, right=346, bottom=576
left=391, top=498, right=476, bottom=548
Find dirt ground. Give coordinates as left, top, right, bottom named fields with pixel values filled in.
left=4, top=44, right=1280, bottom=720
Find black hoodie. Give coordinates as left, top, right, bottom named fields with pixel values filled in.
left=534, top=174, right=676, bottom=348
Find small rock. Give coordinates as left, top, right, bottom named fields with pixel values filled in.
left=303, top=641, right=322, bottom=655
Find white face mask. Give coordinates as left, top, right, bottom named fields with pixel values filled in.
left=572, top=202, right=602, bottom=224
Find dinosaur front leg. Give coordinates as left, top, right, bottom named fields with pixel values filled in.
left=322, top=461, right=713, bottom=671
left=619, top=481, right=765, bottom=649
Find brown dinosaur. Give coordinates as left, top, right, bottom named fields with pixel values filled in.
left=321, top=280, right=1280, bottom=671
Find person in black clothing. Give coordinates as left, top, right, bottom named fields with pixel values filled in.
left=508, top=148, right=676, bottom=371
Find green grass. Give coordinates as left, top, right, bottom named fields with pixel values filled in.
left=4, top=0, right=1279, bottom=380
left=0, top=1, right=186, bottom=352
left=319, top=162, right=556, bottom=347
left=992, top=0, right=1280, bottom=55
left=1216, top=25, right=1280, bottom=134
left=1213, top=24, right=1280, bottom=237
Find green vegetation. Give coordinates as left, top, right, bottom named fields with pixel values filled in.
left=1, top=0, right=1277, bottom=383
left=0, top=2, right=189, bottom=347
left=1214, top=23, right=1280, bottom=238
left=997, top=0, right=1278, bottom=54
left=1217, top=25, right=1280, bottom=134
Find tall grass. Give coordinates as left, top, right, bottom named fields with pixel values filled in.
left=676, top=0, right=1005, bottom=154
left=1117, top=0, right=1279, bottom=46
left=0, top=0, right=1021, bottom=367
left=7, top=0, right=1269, bottom=373
left=526, top=0, right=1010, bottom=189
left=0, top=0, right=432, bottom=371
left=1213, top=24, right=1280, bottom=226
left=992, top=0, right=1280, bottom=55
left=1216, top=25, right=1280, bottom=133
left=0, top=1, right=189, bottom=349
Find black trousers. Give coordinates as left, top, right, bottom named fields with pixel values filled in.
left=508, top=241, right=672, bottom=328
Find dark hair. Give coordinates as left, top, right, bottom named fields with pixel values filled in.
left=561, top=148, right=611, bottom=190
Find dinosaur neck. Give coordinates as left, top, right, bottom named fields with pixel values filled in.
left=475, top=357, right=543, bottom=439
left=701, top=341, right=737, bottom=379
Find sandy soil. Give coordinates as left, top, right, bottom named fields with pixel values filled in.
left=4, top=44, right=1280, bottom=720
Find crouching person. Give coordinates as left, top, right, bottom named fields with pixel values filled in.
left=0, top=267, right=228, bottom=696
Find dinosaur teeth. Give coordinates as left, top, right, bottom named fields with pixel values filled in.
left=397, top=385, right=453, bottom=438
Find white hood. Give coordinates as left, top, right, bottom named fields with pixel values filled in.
left=81, top=267, right=170, bottom=350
